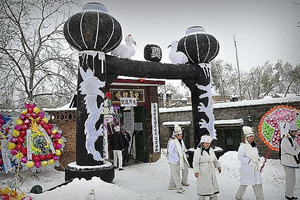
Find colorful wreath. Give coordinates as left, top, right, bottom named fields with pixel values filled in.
left=0, top=185, right=32, bottom=200
left=258, top=105, right=300, bottom=151
left=0, top=114, right=15, bottom=173
left=7, top=102, right=66, bottom=172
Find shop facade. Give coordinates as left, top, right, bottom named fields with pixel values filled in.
left=46, top=78, right=164, bottom=168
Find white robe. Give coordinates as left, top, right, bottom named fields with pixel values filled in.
left=193, top=147, right=220, bottom=196
left=238, top=143, right=262, bottom=185
left=167, top=138, right=189, bottom=168
left=280, top=135, right=300, bottom=168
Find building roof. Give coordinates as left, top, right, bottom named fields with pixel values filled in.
left=111, top=76, right=165, bottom=86
left=214, top=119, right=244, bottom=127
left=162, top=121, right=191, bottom=127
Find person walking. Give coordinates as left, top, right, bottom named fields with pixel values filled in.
left=193, top=135, right=221, bottom=200
left=111, top=125, right=125, bottom=170
left=167, top=124, right=189, bottom=194
left=280, top=121, right=300, bottom=200
left=121, top=126, right=131, bottom=165
left=235, top=126, right=264, bottom=200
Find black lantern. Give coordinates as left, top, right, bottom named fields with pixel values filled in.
left=63, top=2, right=121, bottom=183
left=144, top=44, right=162, bottom=62
left=63, top=3, right=122, bottom=52
left=177, top=26, right=219, bottom=64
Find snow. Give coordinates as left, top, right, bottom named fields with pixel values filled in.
left=162, top=121, right=191, bottom=126
left=1, top=150, right=299, bottom=200
left=159, top=95, right=300, bottom=113
left=214, top=119, right=244, bottom=125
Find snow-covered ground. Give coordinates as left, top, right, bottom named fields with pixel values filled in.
left=1, top=150, right=299, bottom=200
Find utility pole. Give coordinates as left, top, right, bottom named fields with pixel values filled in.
left=233, top=35, right=242, bottom=101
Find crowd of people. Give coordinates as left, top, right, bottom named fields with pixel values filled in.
left=167, top=123, right=300, bottom=200
left=110, top=121, right=299, bottom=200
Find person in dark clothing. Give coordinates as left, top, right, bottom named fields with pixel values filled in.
left=111, top=126, right=124, bottom=170
left=121, top=127, right=131, bottom=165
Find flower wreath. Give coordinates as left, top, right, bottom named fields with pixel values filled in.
left=0, top=114, right=15, bottom=174
left=258, top=105, right=300, bottom=151
left=7, top=102, right=66, bottom=172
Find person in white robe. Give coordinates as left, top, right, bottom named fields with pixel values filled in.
left=280, top=121, right=300, bottom=200
left=235, top=126, right=264, bottom=200
left=193, top=135, right=221, bottom=200
left=167, top=124, right=189, bottom=194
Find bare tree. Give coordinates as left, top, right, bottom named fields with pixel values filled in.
left=0, top=0, right=79, bottom=108
left=284, top=64, right=300, bottom=96
left=211, top=59, right=236, bottom=101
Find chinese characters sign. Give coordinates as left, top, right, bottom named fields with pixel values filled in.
left=120, top=98, right=137, bottom=107
left=110, top=89, right=145, bottom=102
left=151, top=103, right=160, bottom=153
left=150, top=46, right=162, bottom=60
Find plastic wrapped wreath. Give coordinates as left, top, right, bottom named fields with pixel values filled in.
left=0, top=114, right=15, bottom=173
left=7, top=102, right=66, bottom=172
left=258, top=105, right=300, bottom=151
left=0, top=185, right=32, bottom=200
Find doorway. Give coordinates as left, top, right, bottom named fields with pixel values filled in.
left=216, top=127, right=242, bottom=152
left=134, top=106, right=149, bottom=162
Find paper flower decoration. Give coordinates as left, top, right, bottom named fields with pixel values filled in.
left=0, top=114, right=15, bottom=174
left=258, top=105, right=300, bottom=151
left=8, top=102, right=66, bottom=172
left=0, top=184, right=32, bottom=200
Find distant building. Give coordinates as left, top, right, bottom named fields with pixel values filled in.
left=159, top=95, right=300, bottom=159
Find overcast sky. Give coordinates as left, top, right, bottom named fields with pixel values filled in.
left=77, top=0, right=300, bottom=72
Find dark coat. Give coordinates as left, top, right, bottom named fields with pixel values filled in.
left=123, top=131, right=131, bottom=148
left=111, top=131, right=124, bottom=150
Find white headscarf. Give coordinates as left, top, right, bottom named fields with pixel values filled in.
left=200, top=135, right=212, bottom=143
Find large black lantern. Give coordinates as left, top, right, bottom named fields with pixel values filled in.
left=177, top=26, right=219, bottom=64
left=63, top=3, right=122, bottom=52
left=63, top=2, right=121, bottom=183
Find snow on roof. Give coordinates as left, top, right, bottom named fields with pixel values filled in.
left=161, top=119, right=243, bottom=127
left=43, top=94, right=300, bottom=112
left=214, top=94, right=300, bottom=109
left=162, top=121, right=191, bottom=126
left=159, top=95, right=300, bottom=113
left=159, top=106, right=191, bottom=113
left=214, top=118, right=244, bottom=125
left=43, top=102, right=76, bottom=111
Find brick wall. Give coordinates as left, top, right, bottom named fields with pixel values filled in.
left=46, top=109, right=76, bottom=169
left=159, top=109, right=194, bottom=148
left=159, top=100, right=300, bottom=158
left=214, top=101, right=300, bottom=158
